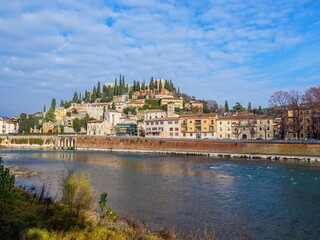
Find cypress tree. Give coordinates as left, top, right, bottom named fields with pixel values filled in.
left=114, top=78, right=118, bottom=95
left=159, top=80, right=163, bottom=91
left=44, top=105, right=47, bottom=112
left=73, top=91, right=78, bottom=102
left=137, top=81, right=141, bottom=91
left=149, top=77, right=155, bottom=91
left=247, top=102, right=252, bottom=112
left=51, top=98, right=56, bottom=110
left=133, top=80, right=137, bottom=92
left=224, top=100, right=229, bottom=112
left=97, top=81, right=101, bottom=98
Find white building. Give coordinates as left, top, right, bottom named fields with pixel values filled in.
left=0, top=118, right=19, bottom=134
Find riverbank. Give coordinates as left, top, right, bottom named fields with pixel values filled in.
left=1, top=135, right=320, bottom=164
left=0, top=157, right=173, bottom=240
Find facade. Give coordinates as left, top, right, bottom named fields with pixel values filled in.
left=0, top=118, right=19, bottom=134
left=180, top=114, right=216, bottom=139
left=55, top=107, right=66, bottom=121
left=105, top=110, right=122, bottom=127
left=160, top=97, right=183, bottom=109
left=115, top=123, right=137, bottom=135
left=144, top=117, right=180, bottom=138
left=216, top=115, right=274, bottom=139
left=184, top=101, right=204, bottom=113
left=86, top=103, right=109, bottom=120
left=144, top=109, right=167, bottom=120
left=87, top=120, right=107, bottom=135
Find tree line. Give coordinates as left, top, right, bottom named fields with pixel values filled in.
left=269, top=85, right=320, bottom=139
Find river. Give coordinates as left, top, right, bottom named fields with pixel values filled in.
left=1, top=150, right=320, bottom=239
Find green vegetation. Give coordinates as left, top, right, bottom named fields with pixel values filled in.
left=19, top=113, right=41, bottom=133
left=0, top=161, right=166, bottom=240
left=14, top=138, right=29, bottom=144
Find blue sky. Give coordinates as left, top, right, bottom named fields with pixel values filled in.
left=0, top=0, right=319, bottom=116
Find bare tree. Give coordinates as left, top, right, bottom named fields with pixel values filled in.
left=232, top=121, right=244, bottom=139
left=303, top=85, right=320, bottom=139
left=246, top=120, right=256, bottom=139
left=269, top=91, right=289, bottom=139
left=288, top=90, right=303, bottom=139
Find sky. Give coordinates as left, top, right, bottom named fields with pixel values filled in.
left=0, top=0, right=320, bottom=116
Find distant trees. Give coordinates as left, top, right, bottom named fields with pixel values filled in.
left=18, top=113, right=40, bottom=133
left=231, top=102, right=246, bottom=112
left=304, top=85, right=320, bottom=139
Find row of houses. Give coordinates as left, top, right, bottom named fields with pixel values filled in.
left=143, top=103, right=274, bottom=139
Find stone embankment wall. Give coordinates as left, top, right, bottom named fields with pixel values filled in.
left=76, top=136, right=320, bottom=157
left=1, top=135, right=320, bottom=162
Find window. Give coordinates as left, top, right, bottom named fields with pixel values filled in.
left=174, top=121, right=179, bottom=124
left=227, top=134, right=230, bottom=138
left=146, top=122, right=149, bottom=125
left=204, top=133, right=207, bottom=136
left=190, top=133, right=193, bottom=137
left=160, top=121, right=164, bottom=125
left=170, top=132, right=173, bottom=136
left=175, top=128, right=179, bottom=131
left=190, top=120, right=193, bottom=123
left=227, top=127, right=230, bottom=131
left=170, top=128, right=173, bottom=131
left=175, top=132, right=179, bottom=136
left=220, top=134, right=222, bottom=138
left=156, top=122, right=159, bottom=125
left=183, top=133, right=186, bottom=137
left=204, top=120, right=206, bottom=123
left=151, top=122, right=154, bottom=125
left=220, top=128, right=222, bottom=131
left=220, top=121, right=222, bottom=125
left=168, top=121, right=172, bottom=124
left=190, top=127, right=193, bottom=130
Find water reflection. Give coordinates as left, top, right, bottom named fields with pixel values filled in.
left=1, top=150, right=320, bottom=239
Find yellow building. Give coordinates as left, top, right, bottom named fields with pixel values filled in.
left=216, top=115, right=274, bottom=139
left=180, top=113, right=216, bottom=139
left=160, top=97, right=183, bottom=110
left=54, top=107, right=67, bottom=121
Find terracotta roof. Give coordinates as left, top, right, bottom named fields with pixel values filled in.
left=87, top=120, right=104, bottom=123
left=180, top=113, right=216, bottom=118
left=144, top=109, right=166, bottom=113
left=107, top=110, right=121, bottom=113
left=145, top=117, right=180, bottom=122
left=217, top=115, right=273, bottom=121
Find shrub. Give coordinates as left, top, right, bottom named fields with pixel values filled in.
left=60, top=171, right=96, bottom=220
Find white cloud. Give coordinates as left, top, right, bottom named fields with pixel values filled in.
left=0, top=0, right=319, bottom=115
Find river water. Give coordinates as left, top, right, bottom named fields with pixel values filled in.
left=1, top=150, right=320, bottom=239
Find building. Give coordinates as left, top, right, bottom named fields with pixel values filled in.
left=145, top=117, right=180, bottom=138
left=180, top=114, right=216, bottom=139
left=86, top=103, right=109, bottom=120
left=144, top=109, right=167, bottom=120
left=105, top=110, right=122, bottom=127
left=115, top=123, right=137, bottom=136
left=160, top=97, right=183, bottom=110
left=184, top=101, right=204, bottom=113
left=0, top=118, right=19, bottom=134
left=87, top=120, right=108, bottom=135
left=54, top=107, right=67, bottom=121
left=216, top=114, right=274, bottom=139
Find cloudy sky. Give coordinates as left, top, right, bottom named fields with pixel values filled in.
left=0, top=0, right=319, bottom=116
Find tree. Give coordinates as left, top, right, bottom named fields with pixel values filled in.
left=288, top=90, right=303, bottom=139
left=224, top=100, right=229, bottom=112
left=44, top=108, right=56, bottom=122
left=44, top=105, right=47, bottom=113
left=303, top=85, right=320, bottom=139
left=129, top=90, right=133, bottom=100
left=231, top=102, right=245, bottom=112
left=73, top=91, right=78, bottom=102
left=149, top=77, right=155, bottom=91
left=232, top=121, right=244, bottom=139
left=112, top=102, right=116, bottom=110
left=51, top=98, right=56, bottom=110
left=159, top=80, right=163, bottom=91
left=247, top=102, right=252, bottom=112
left=91, top=86, right=97, bottom=103
left=269, top=91, right=290, bottom=139
left=97, top=81, right=101, bottom=98
left=247, top=120, right=256, bottom=139
left=72, top=118, right=82, bottom=132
